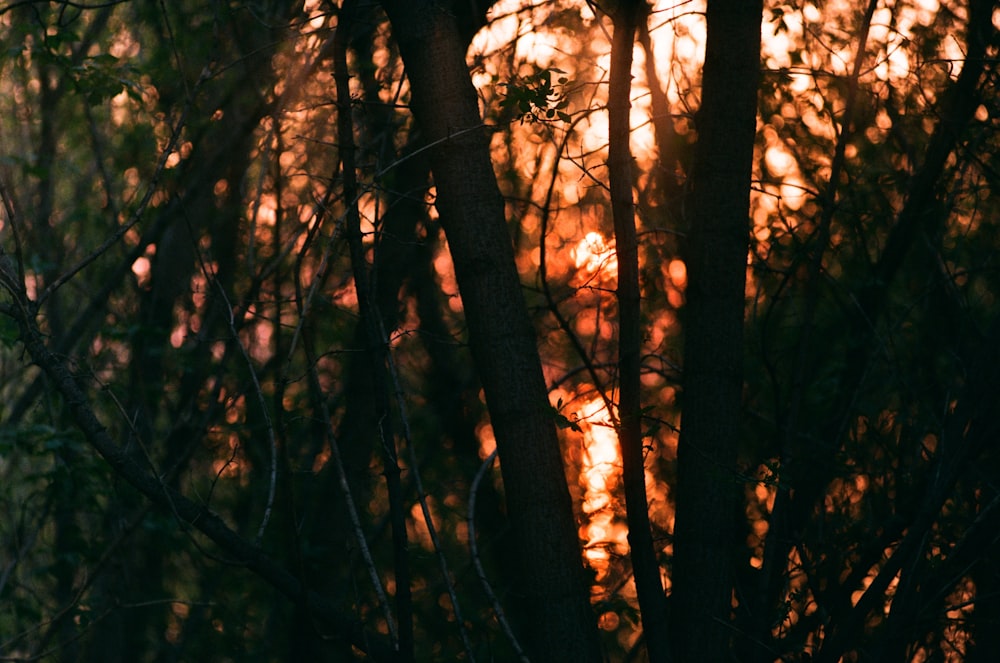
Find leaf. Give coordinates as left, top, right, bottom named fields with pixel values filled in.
left=547, top=405, right=582, bottom=432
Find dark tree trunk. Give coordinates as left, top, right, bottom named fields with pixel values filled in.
left=670, top=1, right=761, bottom=660
left=334, top=3, right=413, bottom=658
left=378, top=2, right=601, bottom=660
left=607, top=2, right=670, bottom=661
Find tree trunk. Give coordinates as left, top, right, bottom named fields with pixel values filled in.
left=607, top=2, right=670, bottom=661
left=334, top=3, right=413, bottom=658
left=378, top=2, right=601, bottom=660
left=670, top=2, right=761, bottom=660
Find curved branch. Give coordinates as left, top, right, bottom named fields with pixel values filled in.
left=5, top=303, right=395, bottom=661
left=468, top=450, right=529, bottom=662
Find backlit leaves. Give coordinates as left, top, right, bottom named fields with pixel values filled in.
left=498, top=67, right=572, bottom=124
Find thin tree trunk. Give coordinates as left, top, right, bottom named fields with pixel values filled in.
left=378, top=2, right=601, bottom=659
left=607, top=2, right=669, bottom=661
left=334, top=3, right=413, bottom=659
left=670, top=1, right=761, bottom=660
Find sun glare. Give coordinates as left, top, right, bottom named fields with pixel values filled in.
left=573, top=231, right=618, bottom=283
left=574, top=397, right=629, bottom=581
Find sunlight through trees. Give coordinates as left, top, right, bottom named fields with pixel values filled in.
left=0, top=0, right=998, bottom=661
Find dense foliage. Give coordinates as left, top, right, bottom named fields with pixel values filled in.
left=0, top=0, right=998, bottom=661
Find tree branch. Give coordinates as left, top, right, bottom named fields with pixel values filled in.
left=5, top=302, right=395, bottom=661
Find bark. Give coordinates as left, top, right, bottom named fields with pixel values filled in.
left=378, top=2, right=601, bottom=660
left=334, top=3, right=413, bottom=658
left=607, top=2, right=669, bottom=661
left=669, top=1, right=761, bottom=660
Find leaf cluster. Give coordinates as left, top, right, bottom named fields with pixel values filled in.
left=498, top=67, right=572, bottom=124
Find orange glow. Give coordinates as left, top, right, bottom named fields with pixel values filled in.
left=169, top=321, right=186, bottom=349
left=249, top=193, right=277, bottom=226
left=937, top=577, right=976, bottom=662
left=131, top=255, right=151, bottom=288
left=773, top=546, right=812, bottom=637
left=0, top=0, right=983, bottom=655
left=574, top=396, right=629, bottom=581
left=433, top=243, right=462, bottom=313
left=476, top=421, right=496, bottom=459
left=249, top=320, right=274, bottom=364
left=598, top=611, right=620, bottom=631
left=408, top=500, right=440, bottom=552
left=210, top=429, right=249, bottom=481
left=573, top=231, right=617, bottom=283
left=312, top=442, right=331, bottom=473
left=667, top=259, right=686, bottom=288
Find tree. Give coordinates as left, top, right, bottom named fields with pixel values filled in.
left=370, top=0, right=601, bottom=659
left=669, top=0, right=762, bottom=659
left=1, top=1, right=999, bottom=661
left=605, top=0, right=670, bottom=660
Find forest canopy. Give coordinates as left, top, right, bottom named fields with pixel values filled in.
left=0, top=0, right=999, bottom=661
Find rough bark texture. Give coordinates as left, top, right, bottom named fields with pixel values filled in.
left=607, top=2, right=670, bottom=661
left=378, top=2, right=601, bottom=660
left=670, top=2, right=761, bottom=660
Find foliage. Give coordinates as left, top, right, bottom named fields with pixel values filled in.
left=0, top=0, right=998, bottom=661
left=498, top=67, right=572, bottom=123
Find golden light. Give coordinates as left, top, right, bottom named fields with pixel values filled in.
left=667, top=259, right=686, bottom=288
left=408, top=501, right=440, bottom=552
left=169, top=321, right=186, bottom=349
left=476, top=421, right=496, bottom=459
left=211, top=429, right=248, bottom=480
left=598, top=610, right=620, bottom=631
left=573, top=231, right=617, bottom=280
left=131, top=255, right=151, bottom=288
left=575, top=396, right=629, bottom=581
left=111, top=89, right=130, bottom=126
left=249, top=192, right=278, bottom=228
left=249, top=321, right=274, bottom=364
left=515, top=29, right=562, bottom=68
left=433, top=244, right=463, bottom=313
